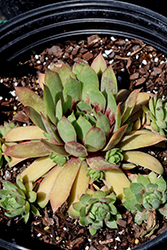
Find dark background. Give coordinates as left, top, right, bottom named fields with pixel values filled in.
left=0, top=0, right=166, bottom=20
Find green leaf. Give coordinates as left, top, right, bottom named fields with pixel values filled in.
left=72, top=62, right=86, bottom=78
left=63, top=77, right=81, bottom=105
left=121, top=88, right=140, bottom=124
left=159, top=203, right=167, bottom=217
left=92, top=221, right=103, bottom=229
left=56, top=99, right=63, bottom=122
left=57, top=116, right=77, bottom=143
left=65, top=141, right=88, bottom=157
left=105, top=218, right=118, bottom=229
left=80, top=207, right=86, bottom=217
left=73, top=202, right=83, bottom=212
left=27, top=191, right=37, bottom=203
left=123, top=199, right=136, bottom=211
left=84, top=127, right=106, bottom=152
left=2, top=180, right=17, bottom=192
left=96, top=113, right=110, bottom=137
left=89, top=89, right=106, bottom=113
left=137, top=175, right=150, bottom=187
left=89, top=225, right=97, bottom=235
left=105, top=91, right=117, bottom=118
left=51, top=62, right=75, bottom=87
left=156, top=177, right=167, bottom=192
left=101, top=65, right=117, bottom=96
left=16, top=179, right=26, bottom=194
left=63, top=95, right=72, bottom=114
left=40, top=113, right=62, bottom=144
left=78, top=64, right=99, bottom=102
left=43, top=84, right=56, bottom=124
left=67, top=112, right=76, bottom=125
left=130, top=183, right=144, bottom=194
left=77, top=100, right=92, bottom=113
left=80, top=194, right=91, bottom=205
left=80, top=216, right=90, bottom=226
left=74, top=115, right=92, bottom=142
left=24, top=106, right=47, bottom=132
left=15, top=87, right=46, bottom=116
left=45, top=69, right=63, bottom=104
left=30, top=204, right=40, bottom=216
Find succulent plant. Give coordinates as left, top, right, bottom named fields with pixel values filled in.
left=0, top=177, right=40, bottom=222
left=72, top=187, right=121, bottom=235
left=142, top=94, right=167, bottom=136
left=123, top=172, right=167, bottom=225
left=1, top=53, right=166, bottom=215
left=87, top=168, right=104, bottom=181
left=105, top=148, right=123, bottom=165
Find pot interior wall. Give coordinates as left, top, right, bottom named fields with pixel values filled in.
left=1, top=0, right=167, bottom=73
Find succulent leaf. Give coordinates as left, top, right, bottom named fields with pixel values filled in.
left=105, top=168, right=130, bottom=201
left=121, top=88, right=141, bottom=124
left=72, top=62, right=86, bottom=78
left=41, top=139, right=69, bottom=156
left=91, top=53, right=107, bottom=75
left=68, top=160, right=89, bottom=217
left=19, top=156, right=56, bottom=183
left=119, top=132, right=166, bottom=151
left=15, top=87, right=46, bottom=116
left=96, top=113, right=110, bottom=137
left=63, top=77, right=81, bottom=106
left=57, top=116, right=77, bottom=143
left=24, top=106, right=47, bottom=132
left=103, top=124, right=128, bottom=151
left=105, top=148, right=123, bottom=165
left=84, top=127, right=106, bottom=152
left=101, top=65, right=117, bottom=96
left=89, top=89, right=106, bottom=113
left=123, top=151, right=164, bottom=175
left=37, top=165, right=62, bottom=208
left=4, top=126, right=46, bottom=142
left=50, top=62, right=75, bottom=87
left=74, top=115, right=92, bottom=142
left=86, top=153, right=118, bottom=172
left=56, top=99, right=63, bottom=122
left=78, top=64, right=99, bottom=102
left=3, top=141, right=51, bottom=159
left=45, top=69, right=63, bottom=104
left=43, top=84, right=56, bottom=124
left=40, top=113, right=63, bottom=144
left=50, top=157, right=81, bottom=212
left=65, top=141, right=88, bottom=157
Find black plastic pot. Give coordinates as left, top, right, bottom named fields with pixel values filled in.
left=0, top=1, right=167, bottom=249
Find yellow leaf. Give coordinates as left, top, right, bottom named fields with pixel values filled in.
left=104, top=168, right=130, bottom=201
left=4, top=126, right=46, bottom=142
left=123, top=151, right=164, bottom=175
left=68, top=160, right=89, bottom=217
left=119, top=132, right=166, bottom=150
left=50, top=158, right=81, bottom=212
left=19, top=156, right=56, bottom=183
left=37, top=165, right=62, bottom=208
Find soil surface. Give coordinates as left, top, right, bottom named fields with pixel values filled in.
left=0, top=35, right=167, bottom=250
